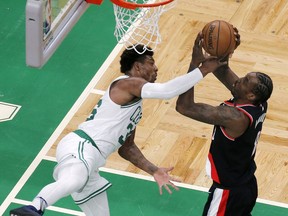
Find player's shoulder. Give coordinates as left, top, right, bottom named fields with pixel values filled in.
left=115, top=76, right=147, bottom=87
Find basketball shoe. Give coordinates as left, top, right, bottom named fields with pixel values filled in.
left=10, top=205, right=43, bottom=216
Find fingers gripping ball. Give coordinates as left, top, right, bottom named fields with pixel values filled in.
left=202, top=20, right=236, bottom=58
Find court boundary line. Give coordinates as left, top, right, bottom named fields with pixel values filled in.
left=43, top=155, right=288, bottom=209
left=0, top=44, right=124, bottom=215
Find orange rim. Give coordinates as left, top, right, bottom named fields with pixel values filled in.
left=110, top=0, right=174, bottom=9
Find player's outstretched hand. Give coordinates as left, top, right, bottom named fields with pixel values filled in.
left=200, top=57, right=228, bottom=75
left=153, top=167, right=180, bottom=195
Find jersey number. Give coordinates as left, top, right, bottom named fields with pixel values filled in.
left=86, top=99, right=102, bottom=121
left=118, top=106, right=142, bottom=145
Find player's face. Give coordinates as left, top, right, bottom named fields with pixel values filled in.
left=231, top=72, right=259, bottom=101
left=139, top=56, right=158, bottom=83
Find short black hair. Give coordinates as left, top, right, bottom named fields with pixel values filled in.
left=252, top=72, right=273, bottom=104
left=120, top=44, right=154, bottom=73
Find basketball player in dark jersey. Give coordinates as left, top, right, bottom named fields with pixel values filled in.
left=176, top=32, right=273, bottom=216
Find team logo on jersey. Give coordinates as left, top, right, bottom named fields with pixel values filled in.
left=0, top=102, right=21, bottom=122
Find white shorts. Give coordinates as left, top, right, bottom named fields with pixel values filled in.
left=53, top=132, right=112, bottom=205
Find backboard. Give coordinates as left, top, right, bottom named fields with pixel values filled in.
left=25, top=0, right=100, bottom=68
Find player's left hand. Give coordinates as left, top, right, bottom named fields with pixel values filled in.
left=153, top=167, right=180, bottom=195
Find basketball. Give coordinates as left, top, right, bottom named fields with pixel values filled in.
left=202, top=20, right=236, bottom=58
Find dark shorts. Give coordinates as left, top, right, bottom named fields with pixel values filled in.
left=202, top=176, right=258, bottom=216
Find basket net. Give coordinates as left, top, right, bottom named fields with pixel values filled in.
left=112, top=0, right=177, bottom=54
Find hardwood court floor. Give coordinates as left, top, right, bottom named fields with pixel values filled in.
left=47, top=0, right=288, bottom=205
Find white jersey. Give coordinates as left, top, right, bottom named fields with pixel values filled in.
left=78, top=75, right=143, bottom=158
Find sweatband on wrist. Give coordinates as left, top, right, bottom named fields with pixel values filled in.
left=141, top=68, right=203, bottom=99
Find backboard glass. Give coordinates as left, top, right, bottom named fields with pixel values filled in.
left=26, top=0, right=90, bottom=68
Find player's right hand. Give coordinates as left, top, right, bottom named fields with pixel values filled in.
left=233, top=27, right=241, bottom=49
left=191, top=32, right=206, bottom=67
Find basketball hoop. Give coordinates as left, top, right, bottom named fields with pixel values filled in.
left=110, top=0, right=177, bottom=54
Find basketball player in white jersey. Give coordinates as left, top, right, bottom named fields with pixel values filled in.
left=10, top=44, right=225, bottom=216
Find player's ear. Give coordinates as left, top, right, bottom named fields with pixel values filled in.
left=247, top=92, right=256, bottom=101
left=133, top=61, right=142, bottom=72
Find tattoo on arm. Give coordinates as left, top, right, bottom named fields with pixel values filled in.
left=118, top=131, right=158, bottom=175
left=182, top=103, right=243, bottom=128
